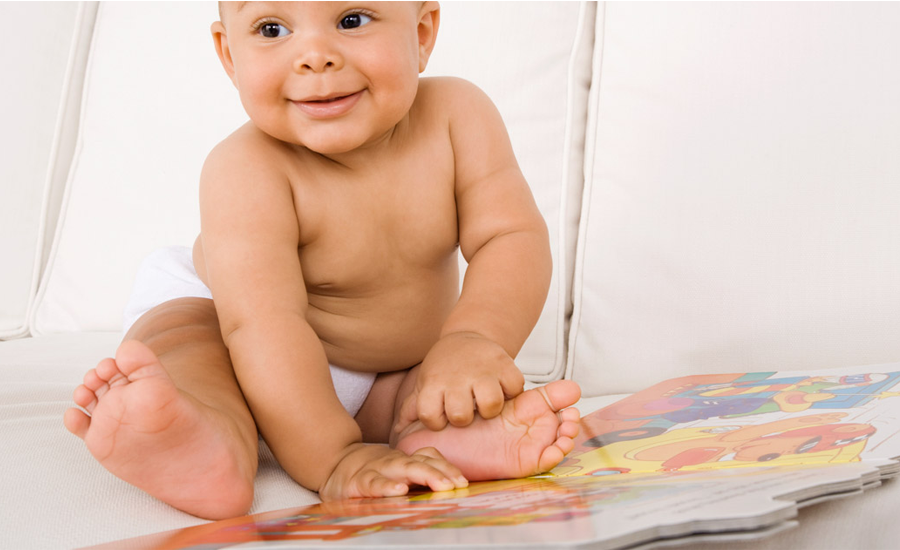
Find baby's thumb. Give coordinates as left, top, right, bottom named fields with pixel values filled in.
left=394, top=394, right=418, bottom=434
left=500, top=366, right=526, bottom=398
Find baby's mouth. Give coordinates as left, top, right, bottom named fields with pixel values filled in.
left=294, top=91, right=363, bottom=118
left=307, top=94, right=350, bottom=103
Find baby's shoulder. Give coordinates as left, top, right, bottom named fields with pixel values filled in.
left=418, top=76, right=484, bottom=98
left=415, top=77, right=499, bottom=120
left=199, top=123, right=298, bottom=202
left=204, top=123, right=286, bottom=173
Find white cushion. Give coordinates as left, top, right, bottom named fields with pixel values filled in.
left=0, top=2, right=84, bottom=339
left=31, top=2, right=246, bottom=336
left=31, top=2, right=595, bottom=381
left=568, top=2, right=900, bottom=395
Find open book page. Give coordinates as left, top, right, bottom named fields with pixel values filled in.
left=552, top=364, right=900, bottom=478
left=83, top=462, right=889, bottom=550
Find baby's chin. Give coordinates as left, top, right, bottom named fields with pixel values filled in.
left=295, top=129, right=400, bottom=158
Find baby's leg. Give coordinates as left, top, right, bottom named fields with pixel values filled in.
left=63, top=298, right=258, bottom=519
left=355, top=369, right=408, bottom=443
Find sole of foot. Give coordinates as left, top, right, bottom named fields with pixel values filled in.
left=64, top=339, right=256, bottom=519
left=395, top=379, right=581, bottom=481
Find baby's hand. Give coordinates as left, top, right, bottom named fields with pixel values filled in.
left=319, top=444, right=467, bottom=501
left=398, top=332, right=525, bottom=431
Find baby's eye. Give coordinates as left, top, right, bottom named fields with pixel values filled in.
left=339, top=13, right=372, bottom=30
left=258, top=22, right=291, bottom=38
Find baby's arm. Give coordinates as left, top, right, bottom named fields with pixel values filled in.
left=198, top=132, right=464, bottom=498
left=401, top=79, right=552, bottom=431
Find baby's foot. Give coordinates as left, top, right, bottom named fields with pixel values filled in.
left=395, top=380, right=581, bottom=481
left=63, top=340, right=256, bottom=519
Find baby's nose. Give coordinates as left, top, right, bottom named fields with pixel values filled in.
left=293, top=38, right=344, bottom=73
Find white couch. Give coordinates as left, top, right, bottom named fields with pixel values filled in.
left=3, top=2, right=900, bottom=548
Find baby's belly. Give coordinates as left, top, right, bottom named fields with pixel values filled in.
left=306, top=285, right=457, bottom=372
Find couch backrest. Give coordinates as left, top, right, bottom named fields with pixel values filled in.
left=24, top=1, right=595, bottom=382
left=0, top=2, right=92, bottom=339
left=567, top=2, right=900, bottom=394
left=8, top=2, right=900, bottom=397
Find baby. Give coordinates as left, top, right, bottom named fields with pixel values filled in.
left=64, top=1, right=581, bottom=520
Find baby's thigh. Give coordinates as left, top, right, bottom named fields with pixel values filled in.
left=355, top=368, right=411, bottom=444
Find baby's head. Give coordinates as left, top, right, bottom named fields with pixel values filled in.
left=212, top=2, right=440, bottom=155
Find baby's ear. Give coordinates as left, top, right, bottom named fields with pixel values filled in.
left=417, top=2, right=440, bottom=73
left=211, top=21, right=237, bottom=86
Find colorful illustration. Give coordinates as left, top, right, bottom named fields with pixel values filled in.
left=87, top=365, right=900, bottom=550
left=552, top=369, right=900, bottom=477
left=122, top=465, right=884, bottom=550
left=164, top=479, right=623, bottom=545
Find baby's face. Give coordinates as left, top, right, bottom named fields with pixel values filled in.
left=214, top=2, right=437, bottom=155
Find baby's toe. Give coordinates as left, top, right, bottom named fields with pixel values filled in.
left=554, top=436, right=575, bottom=455
left=542, top=380, right=582, bottom=411
left=83, top=367, right=107, bottom=391
left=63, top=407, right=91, bottom=439
left=560, top=407, right=580, bottom=423
left=558, top=409, right=581, bottom=439
left=93, top=357, right=123, bottom=383
left=73, top=384, right=98, bottom=411
left=537, top=443, right=566, bottom=473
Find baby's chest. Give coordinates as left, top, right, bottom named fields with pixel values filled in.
left=297, top=174, right=459, bottom=292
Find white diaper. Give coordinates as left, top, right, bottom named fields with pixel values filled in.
left=123, top=246, right=376, bottom=417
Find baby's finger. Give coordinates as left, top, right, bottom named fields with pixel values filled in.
left=444, top=389, right=476, bottom=427
left=416, top=388, right=448, bottom=431
left=361, top=473, right=411, bottom=498
left=412, top=447, right=468, bottom=488
left=395, top=394, right=418, bottom=434
left=499, top=364, right=525, bottom=398
left=379, top=456, right=457, bottom=492
left=473, top=379, right=504, bottom=420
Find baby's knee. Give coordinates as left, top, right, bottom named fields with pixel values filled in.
left=128, top=298, right=221, bottom=344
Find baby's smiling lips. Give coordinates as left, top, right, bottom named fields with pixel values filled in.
left=293, top=90, right=364, bottom=119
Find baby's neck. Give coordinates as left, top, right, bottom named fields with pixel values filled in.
left=305, top=121, right=404, bottom=172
